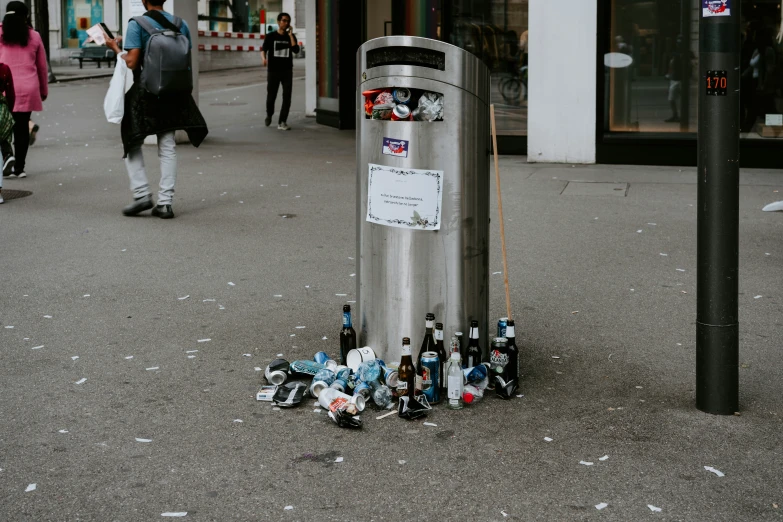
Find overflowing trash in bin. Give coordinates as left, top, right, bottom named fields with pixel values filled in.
left=257, top=306, right=520, bottom=429
left=363, top=87, right=444, bottom=121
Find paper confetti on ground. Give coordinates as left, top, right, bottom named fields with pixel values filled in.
left=595, top=503, right=608, bottom=510
left=376, top=411, right=397, bottom=420
left=197, top=338, right=211, bottom=343
left=233, top=419, right=243, bottom=423
left=32, top=345, right=44, bottom=350
left=579, top=461, right=594, bottom=466
left=187, top=356, right=196, bottom=359
left=754, top=295, right=762, bottom=299
left=125, top=356, right=134, bottom=359
left=58, top=430, right=68, bottom=434
left=161, top=513, right=187, bottom=517
left=228, top=282, right=235, bottom=286
left=255, top=367, right=262, bottom=371
left=43, top=315, right=52, bottom=319
left=648, top=505, right=662, bottom=512
left=178, top=296, right=190, bottom=300
left=295, top=326, right=306, bottom=329
left=398, top=460, right=406, bottom=465
left=544, top=437, right=553, bottom=442
left=203, top=299, right=215, bottom=302
left=75, top=378, right=87, bottom=385
left=599, top=455, right=609, bottom=461
left=284, top=506, right=293, bottom=511
left=146, top=367, right=160, bottom=371
left=704, top=466, right=725, bottom=477
left=334, top=457, right=344, bottom=463
left=186, top=350, right=198, bottom=354
left=135, top=438, right=152, bottom=443
left=335, top=293, right=347, bottom=297
left=243, top=354, right=252, bottom=357
left=423, top=422, right=438, bottom=427
left=71, top=356, right=79, bottom=360
left=25, top=483, right=36, bottom=492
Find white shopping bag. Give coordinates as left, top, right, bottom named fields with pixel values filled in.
left=103, top=52, right=131, bottom=124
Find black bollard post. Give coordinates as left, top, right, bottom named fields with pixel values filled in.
left=696, top=1, right=740, bottom=415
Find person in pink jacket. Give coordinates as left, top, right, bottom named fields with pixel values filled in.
left=0, top=2, right=47, bottom=179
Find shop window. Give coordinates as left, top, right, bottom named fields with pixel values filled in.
left=64, top=0, right=104, bottom=48
left=604, top=0, right=782, bottom=139
left=446, top=0, right=528, bottom=137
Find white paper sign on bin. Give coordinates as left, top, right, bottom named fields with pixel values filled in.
left=366, top=164, right=443, bottom=230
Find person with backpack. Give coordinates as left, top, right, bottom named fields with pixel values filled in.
left=262, top=12, right=299, bottom=130
left=105, top=0, right=208, bottom=219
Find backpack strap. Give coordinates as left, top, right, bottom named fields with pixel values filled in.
left=132, top=15, right=164, bottom=36
left=144, top=10, right=183, bottom=33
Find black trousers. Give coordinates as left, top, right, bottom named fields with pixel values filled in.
left=12, top=111, right=31, bottom=172
left=267, top=69, right=293, bottom=124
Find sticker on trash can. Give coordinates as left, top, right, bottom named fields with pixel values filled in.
left=366, top=163, right=443, bottom=230
left=382, top=138, right=409, bottom=158
left=702, top=0, right=730, bottom=17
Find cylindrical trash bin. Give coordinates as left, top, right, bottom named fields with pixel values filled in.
left=356, top=36, right=490, bottom=364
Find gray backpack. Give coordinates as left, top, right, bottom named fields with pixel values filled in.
left=132, top=13, right=192, bottom=95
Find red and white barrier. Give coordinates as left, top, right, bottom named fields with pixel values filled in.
left=198, top=30, right=265, bottom=40
left=198, top=44, right=262, bottom=52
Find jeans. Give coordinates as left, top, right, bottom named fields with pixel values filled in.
left=267, top=69, right=293, bottom=124
left=124, top=131, right=177, bottom=205
left=12, top=111, right=31, bottom=173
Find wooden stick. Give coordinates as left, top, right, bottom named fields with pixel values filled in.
left=490, top=104, right=513, bottom=322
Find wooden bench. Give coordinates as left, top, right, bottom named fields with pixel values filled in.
left=69, top=47, right=117, bottom=69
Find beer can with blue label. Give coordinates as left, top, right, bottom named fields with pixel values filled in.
left=497, top=318, right=508, bottom=339
left=420, top=352, right=440, bottom=404
left=392, top=87, right=411, bottom=104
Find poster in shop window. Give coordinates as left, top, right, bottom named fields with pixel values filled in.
left=366, top=164, right=443, bottom=230
left=130, top=0, right=146, bottom=17
left=702, top=0, right=730, bottom=17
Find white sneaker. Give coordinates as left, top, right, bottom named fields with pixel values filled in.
left=277, top=122, right=291, bottom=131
left=17, top=171, right=26, bottom=179
left=0, top=191, right=4, bottom=204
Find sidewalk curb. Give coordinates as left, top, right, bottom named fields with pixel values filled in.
left=52, top=72, right=114, bottom=83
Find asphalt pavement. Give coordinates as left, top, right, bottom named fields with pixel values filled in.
left=0, top=66, right=782, bottom=521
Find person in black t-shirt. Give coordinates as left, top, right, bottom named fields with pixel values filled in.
left=262, top=12, right=300, bottom=130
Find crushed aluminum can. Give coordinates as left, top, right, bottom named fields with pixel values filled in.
left=265, top=358, right=289, bottom=385
left=391, top=104, right=412, bottom=121
left=392, top=87, right=411, bottom=104
left=273, top=381, right=308, bottom=407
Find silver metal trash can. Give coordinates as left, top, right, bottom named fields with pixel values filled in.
left=356, top=36, right=490, bottom=364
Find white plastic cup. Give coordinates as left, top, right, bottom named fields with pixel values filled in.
left=346, top=346, right=376, bottom=372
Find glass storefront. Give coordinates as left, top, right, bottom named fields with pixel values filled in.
left=63, top=0, right=104, bottom=48
left=604, top=0, right=782, bottom=140
left=445, top=0, right=528, bottom=138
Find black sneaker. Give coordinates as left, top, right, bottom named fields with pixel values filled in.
left=2, top=156, right=14, bottom=177
left=122, top=194, right=154, bottom=216
left=265, top=116, right=272, bottom=127
left=152, top=204, right=175, bottom=219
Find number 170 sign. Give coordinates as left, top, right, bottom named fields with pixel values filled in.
left=706, top=70, right=727, bottom=96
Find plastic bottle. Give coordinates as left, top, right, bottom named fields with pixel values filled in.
left=357, top=360, right=382, bottom=383
left=462, top=377, right=489, bottom=405
left=371, top=382, right=393, bottom=409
